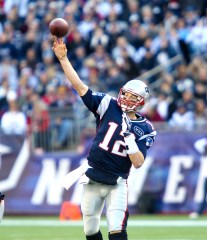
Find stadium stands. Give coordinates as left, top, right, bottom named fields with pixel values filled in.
left=0, top=0, right=207, bottom=151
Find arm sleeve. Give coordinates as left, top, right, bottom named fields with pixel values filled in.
left=81, top=89, right=106, bottom=113
left=139, top=120, right=156, bottom=149
left=137, top=139, right=147, bottom=159
left=81, top=89, right=112, bottom=119
left=135, top=120, right=156, bottom=158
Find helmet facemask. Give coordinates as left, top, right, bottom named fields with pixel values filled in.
left=117, top=79, right=149, bottom=112
left=117, top=88, right=145, bottom=112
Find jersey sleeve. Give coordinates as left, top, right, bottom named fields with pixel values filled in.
left=139, top=120, right=156, bottom=150
left=137, top=139, right=147, bottom=159
left=81, top=88, right=112, bottom=119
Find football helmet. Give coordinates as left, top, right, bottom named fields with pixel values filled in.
left=117, top=80, right=149, bottom=112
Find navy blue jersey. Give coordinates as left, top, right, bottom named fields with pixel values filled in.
left=81, top=89, right=156, bottom=184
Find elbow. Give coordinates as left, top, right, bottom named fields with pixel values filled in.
left=130, top=151, right=145, bottom=168
left=133, top=157, right=144, bottom=168
left=133, top=159, right=144, bottom=169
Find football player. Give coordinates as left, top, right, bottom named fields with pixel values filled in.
left=0, top=192, right=5, bottom=222
left=52, top=37, right=156, bottom=240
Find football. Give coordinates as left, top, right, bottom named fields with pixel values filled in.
left=49, top=18, right=69, bottom=38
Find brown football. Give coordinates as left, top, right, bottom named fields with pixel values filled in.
left=49, top=18, right=69, bottom=38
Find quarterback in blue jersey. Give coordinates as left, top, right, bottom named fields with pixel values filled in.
left=52, top=37, right=156, bottom=240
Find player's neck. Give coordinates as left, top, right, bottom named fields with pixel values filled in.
left=126, top=112, right=137, bottom=120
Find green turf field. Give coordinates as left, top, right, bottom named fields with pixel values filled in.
left=1, top=215, right=207, bottom=240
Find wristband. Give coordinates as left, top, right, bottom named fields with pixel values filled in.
left=124, top=133, right=139, bottom=154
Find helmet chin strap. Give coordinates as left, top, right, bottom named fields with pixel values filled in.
left=121, top=105, right=137, bottom=113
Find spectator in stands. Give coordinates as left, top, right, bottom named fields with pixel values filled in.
left=42, top=84, right=57, bottom=106
left=174, top=64, right=194, bottom=98
left=134, top=37, right=155, bottom=64
left=140, top=5, right=154, bottom=28
left=187, top=19, right=207, bottom=55
left=30, top=92, right=50, bottom=153
left=25, top=48, right=39, bottom=71
left=89, top=44, right=110, bottom=78
left=194, top=99, right=207, bottom=129
left=117, top=47, right=140, bottom=80
left=1, top=90, right=27, bottom=135
left=84, top=58, right=107, bottom=93
left=156, top=38, right=177, bottom=71
left=188, top=56, right=205, bottom=80
left=181, top=90, right=195, bottom=112
left=156, top=91, right=171, bottom=121
left=0, top=77, right=10, bottom=118
left=63, top=1, right=81, bottom=23
left=49, top=86, right=75, bottom=150
left=126, top=0, right=140, bottom=24
left=0, top=56, right=18, bottom=90
left=144, top=103, right=164, bottom=122
left=139, top=48, right=157, bottom=76
left=71, top=46, right=88, bottom=79
left=106, top=64, right=127, bottom=96
left=175, top=17, right=191, bottom=63
left=0, top=32, right=17, bottom=62
left=77, top=8, right=96, bottom=41
left=90, top=27, right=109, bottom=51
left=197, top=66, right=207, bottom=82
left=127, top=14, right=141, bottom=48
left=185, top=5, right=199, bottom=25
left=36, top=70, right=51, bottom=97
left=95, top=0, right=123, bottom=19
left=168, top=100, right=195, bottom=131
left=112, top=36, right=136, bottom=64
left=105, top=9, right=128, bottom=45
left=194, top=82, right=207, bottom=101
left=66, top=29, right=87, bottom=55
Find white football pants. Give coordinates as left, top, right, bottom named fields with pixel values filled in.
left=81, top=178, right=128, bottom=236
left=0, top=200, right=5, bottom=221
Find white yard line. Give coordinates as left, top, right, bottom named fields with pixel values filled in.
left=1, top=219, right=207, bottom=227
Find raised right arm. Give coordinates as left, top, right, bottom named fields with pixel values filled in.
left=52, top=37, right=88, bottom=96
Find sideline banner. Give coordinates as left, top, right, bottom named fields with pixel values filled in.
left=0, top=132, right=206, bottom=215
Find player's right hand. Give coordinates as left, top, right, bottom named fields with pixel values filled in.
left=52, top=36, right=67, bottom=60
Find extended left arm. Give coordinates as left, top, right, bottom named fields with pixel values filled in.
left=122, top=113, right=145, bottom=168
left=124, top=133, right=145, bottom=168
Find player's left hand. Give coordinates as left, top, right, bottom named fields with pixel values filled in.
left=122, top=113, right=132, bottom=134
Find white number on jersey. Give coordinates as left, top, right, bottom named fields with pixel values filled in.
left=99, top=122, right=127, bottom=157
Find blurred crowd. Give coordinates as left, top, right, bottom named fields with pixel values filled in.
left=0, top=0, right=207, bottom=151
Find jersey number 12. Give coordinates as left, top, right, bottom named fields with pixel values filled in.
left=99, top=122, right=127, bottom=157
